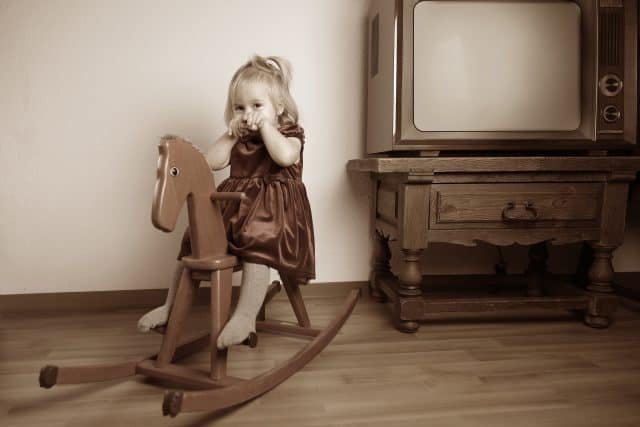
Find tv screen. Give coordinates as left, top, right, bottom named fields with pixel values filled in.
left=413, top=1, right=581, bottom=132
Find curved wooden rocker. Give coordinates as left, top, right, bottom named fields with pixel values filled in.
left=38, top=135, right=360, bottom=417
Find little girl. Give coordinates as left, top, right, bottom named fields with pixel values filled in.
left=138, top=55, right=316, bottom=349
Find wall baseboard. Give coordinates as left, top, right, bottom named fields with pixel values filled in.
left=2, top=274, right=638, bottom=314
left=0, top=281, right=367, bottom=313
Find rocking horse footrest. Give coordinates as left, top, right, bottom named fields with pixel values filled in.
left=256, top=320, right=321, bottom=340
left=39, top=359, right=141, bottom=387
left=136, top=360, right=244, bottom=390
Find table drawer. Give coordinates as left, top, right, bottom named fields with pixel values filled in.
left=430, top=183, right=602, bottom=229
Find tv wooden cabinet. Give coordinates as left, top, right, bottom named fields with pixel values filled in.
left=347, top=155, right=640, bottom=332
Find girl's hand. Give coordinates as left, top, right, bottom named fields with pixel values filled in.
left=244, top=112, right=265, bottom=132
left=228, top=117, right=249, bottom=138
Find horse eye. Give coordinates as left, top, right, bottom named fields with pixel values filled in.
left=170, top=167, right=180, bottom=177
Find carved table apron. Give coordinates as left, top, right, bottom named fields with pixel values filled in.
left=347, top=156, right=640, bottom=332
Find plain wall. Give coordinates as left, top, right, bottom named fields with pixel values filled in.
left=1, top=0, right=372, bottom=294
left=1, top=0, right=638, bottom=295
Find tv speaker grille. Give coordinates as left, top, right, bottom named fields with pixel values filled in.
left=599, top=11, right=624, bottom=66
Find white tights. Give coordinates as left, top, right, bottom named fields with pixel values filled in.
left=217, top=261, right=269, bottom=349
left=137, top=260, right=270, bottom=350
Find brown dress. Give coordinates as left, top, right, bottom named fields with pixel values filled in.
left=179, top=124, right=316, bottom=283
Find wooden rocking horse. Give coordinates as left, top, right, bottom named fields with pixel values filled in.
left=39, top=135, right=360, bottom=416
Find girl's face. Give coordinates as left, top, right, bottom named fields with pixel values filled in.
left=232, top=81, right=282, bottom=127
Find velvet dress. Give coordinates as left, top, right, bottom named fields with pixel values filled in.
left=179, top=124, right=316, bottom=283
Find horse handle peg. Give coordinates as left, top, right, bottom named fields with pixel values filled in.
left=211, top=192, right=248, bottom=202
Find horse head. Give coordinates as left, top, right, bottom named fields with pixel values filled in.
left=152, top=135, right=213, bottom=232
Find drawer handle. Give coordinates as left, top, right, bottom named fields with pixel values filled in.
left=502, top=201, right=539, bottom=223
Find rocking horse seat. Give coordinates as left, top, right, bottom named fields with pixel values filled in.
left=181, top=254, right=238, bottom=271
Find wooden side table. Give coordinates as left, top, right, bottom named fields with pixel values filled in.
left=347, top=156, right=640, bottom=332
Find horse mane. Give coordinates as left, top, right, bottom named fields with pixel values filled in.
left=159, top=134, right=206, bottom=157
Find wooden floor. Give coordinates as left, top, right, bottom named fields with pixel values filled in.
left=2, top=283, right=640, bottom=427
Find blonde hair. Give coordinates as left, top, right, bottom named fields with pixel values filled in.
left=224, top=55, right=299, bottom=127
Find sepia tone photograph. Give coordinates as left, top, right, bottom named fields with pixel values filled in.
left=1, top=0, right=640, bottom=425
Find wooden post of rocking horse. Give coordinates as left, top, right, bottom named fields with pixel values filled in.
left=209, top=267, right=232, bottom=379
left=281, top=275, right=311, bottom=327
left=155, top=268, right=199, bottom=367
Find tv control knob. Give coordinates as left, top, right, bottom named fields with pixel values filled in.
left=602, top=105, right=621, bottom=123
left=599, top=74, right=623, bottom=97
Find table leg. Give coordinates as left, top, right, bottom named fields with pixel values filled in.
left=584, top=243, right=618, bottom=328
left=370, top=229, right=391, bottom=303
left=394, top=248, right=423, bottom=333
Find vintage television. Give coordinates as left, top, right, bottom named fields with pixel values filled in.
left=367, top=0, right=638, bottom=154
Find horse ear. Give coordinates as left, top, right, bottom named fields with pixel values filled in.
left=157, top=139, right=171, bottom=158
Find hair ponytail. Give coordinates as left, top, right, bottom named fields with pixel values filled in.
left=263, top=56, right=293, bottom=89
